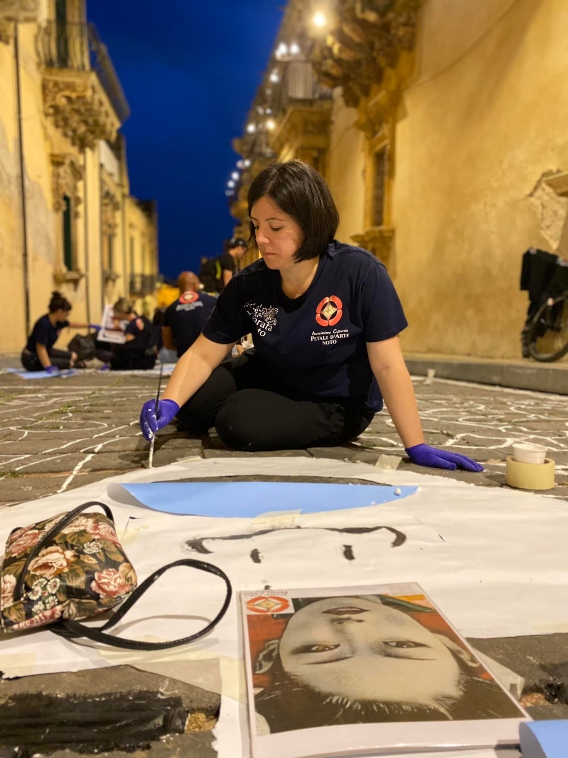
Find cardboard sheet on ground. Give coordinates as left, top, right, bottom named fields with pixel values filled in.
left=1, top=456, right=567, bottom=758
left=119, top=481, right=418, bottom=517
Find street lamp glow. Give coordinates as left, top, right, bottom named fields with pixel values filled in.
left=246, top=123, right=256, bottom=133
left=290, top=42, right=300, bottom=55
left=275, top=42, right=288, bottom=58
left=243, top=159, right=251, bottom=168
left=269, top=69, right=280, bottom=83
left=266, top=119, right=276, bottom=131
left=227, top=180, right=235, bottom=188
left=313, top=11, right=327, bottom=28
left=225, top=190, right=234, bottom=197
left=236, top=160, right=244, bottom=169
left=231, top=171, right=240, bottom=181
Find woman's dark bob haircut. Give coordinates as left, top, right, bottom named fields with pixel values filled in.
left=248, top=160, right=340, bottom=263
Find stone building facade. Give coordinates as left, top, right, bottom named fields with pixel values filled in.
left=0, top=0, right=159, bottom=354
left=231, top=0, right=568, bottom=358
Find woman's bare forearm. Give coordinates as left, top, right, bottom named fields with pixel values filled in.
left=161, top=335, right=233, bottom=407
left=367, top=338, right=425, bottom=449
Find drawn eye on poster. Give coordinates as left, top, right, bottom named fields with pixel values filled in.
left=98, top=304, right=127, bottom=344
left=240, top=583, right=527, bottom=758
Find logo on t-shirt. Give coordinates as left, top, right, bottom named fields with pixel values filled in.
left=316, top=296, right=343, bottom=327
left=245, top=302, right=278, bottom=337
left=179, top=291, right=199, bottom=304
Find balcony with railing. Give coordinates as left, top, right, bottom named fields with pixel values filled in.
left=129, top=273, right=161, bottom=298
left=270, top=60, right=332, bottom=119
left=36, top=21, right=130, bottom=149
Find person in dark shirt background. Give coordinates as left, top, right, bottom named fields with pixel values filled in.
left=109, top=297, right=157, bottom=371
left=162, top=271, right=217, bottom=358
left=218, top=236, right=247, bottom=291
left=21, top=291, right=98, bottom=373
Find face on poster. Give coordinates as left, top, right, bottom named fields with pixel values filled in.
left=98, top=304, right=127, bottom=344
left=243, top=587, right=525, bottom=738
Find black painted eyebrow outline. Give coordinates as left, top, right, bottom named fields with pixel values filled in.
left=185, top=525, right=407, bottom=555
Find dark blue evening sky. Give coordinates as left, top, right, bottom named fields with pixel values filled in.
left=89, top=0, right=283, bottom=280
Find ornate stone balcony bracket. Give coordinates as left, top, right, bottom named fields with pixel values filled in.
left=351, top=226, right=395, bottom=270
left=53, top=268, right=86, bottom=288
left=43, top=72, right=119, bottom=150
left=270, top=103, right=332, bottom=159
left=312, top=0, right=421, bottom=109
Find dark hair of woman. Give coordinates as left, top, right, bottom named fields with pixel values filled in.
left=247, top=160, right=340, bottom=263
left=254, top=646, right=522, bottom=734
left=48, top=291, right=72, bottom=313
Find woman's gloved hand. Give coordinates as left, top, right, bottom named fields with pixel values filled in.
left=88, top=323, right=101, bottom=330
left=45, top=365, right=59, bottom=375
left=405, top=444, right=484, bottom=472
left=140, top=399, right=179, bottom=441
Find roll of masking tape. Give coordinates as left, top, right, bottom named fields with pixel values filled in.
left=505, top=456, right=555, bottom=491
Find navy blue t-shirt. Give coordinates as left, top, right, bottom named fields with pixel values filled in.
left=122, top=315, right=154, bottom=352
left=25, top=315, right=70, bottom=353
left=202, top=241, right=408, bottom=412
left=163, top=291, right=217, bottom=357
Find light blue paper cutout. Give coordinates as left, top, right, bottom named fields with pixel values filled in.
left=520, top=720, right=568, bottom=758
left=12, top=368, right=78, bottom=379
left=121, top=481, right=418, bottom=518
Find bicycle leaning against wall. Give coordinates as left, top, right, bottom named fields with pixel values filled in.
left=527, top=289, right=568, bottom=362
left=520, top=248, right=568, bottom=363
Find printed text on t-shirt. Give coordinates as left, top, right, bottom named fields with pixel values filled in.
left=244, top=302, right=279, bottom=337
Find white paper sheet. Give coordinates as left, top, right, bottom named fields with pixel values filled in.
left=1, top=456, right=565, bottom=758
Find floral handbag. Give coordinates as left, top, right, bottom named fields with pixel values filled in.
left=0, top=501, right=232, bottom=650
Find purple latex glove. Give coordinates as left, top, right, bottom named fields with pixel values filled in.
left=88, top=324, right=101, bottom=330
left=140, top=398, right=179, bottom=441
left=406, top=444, right=484, bottom=472
left=45, top=365, right=59, bottom=375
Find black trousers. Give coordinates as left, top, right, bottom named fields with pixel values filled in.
left=21, top=348, right=73, bottom=371
left=176, top=351, right=374, bottom=452
left=110, top=350, right=156, bottom=371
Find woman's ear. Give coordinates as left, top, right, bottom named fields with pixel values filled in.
left=435, top=634, right=479, bottom=667
left=254, top=640, right=280, bottom=674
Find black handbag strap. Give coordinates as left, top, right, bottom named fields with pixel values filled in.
left=14, top=501, right=114, bottom=601
left=49, top=559, right=232, bottom=650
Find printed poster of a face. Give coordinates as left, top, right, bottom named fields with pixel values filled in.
left=241, top=585, right=527, bottom=758
left=98, top=304, right=127, bottom=344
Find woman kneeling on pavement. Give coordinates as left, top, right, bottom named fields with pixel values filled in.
left=140, top=161, right=482, bottom=472
left=21, top=291, right=97, bottom=373
left=110, top=298, right=157, bottom=371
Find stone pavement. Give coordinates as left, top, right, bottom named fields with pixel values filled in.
left=1, top=370, right=568, bottom=755
left=2, top=370, right=568, bottom=506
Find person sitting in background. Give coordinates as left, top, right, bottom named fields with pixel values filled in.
left=162, top=271, right=217, bottom=359
left=21, top=291, right=98, bottom=373
left=109, top=297, right=157, bottom=371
